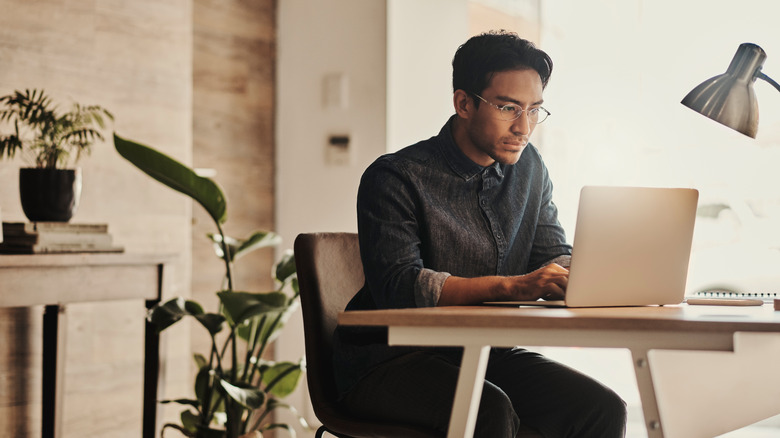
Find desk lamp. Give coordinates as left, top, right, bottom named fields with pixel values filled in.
left=682, top=42, right=780, bottom=138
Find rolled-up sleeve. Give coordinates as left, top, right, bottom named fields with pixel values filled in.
left=415, top=268, right=451, bottom=307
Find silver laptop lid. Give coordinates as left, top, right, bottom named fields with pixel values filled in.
left=565, top=186, right=699, bottom=307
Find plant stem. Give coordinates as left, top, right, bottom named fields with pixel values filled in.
left=215, top=222, right=234, bottom=292
left=242, top=315, right=266, bottom=382
left=231, top=326, right=238, bottom=383
left=249, top=313, right=283, bottom=384
left=200, top=335, right=222, bottom=429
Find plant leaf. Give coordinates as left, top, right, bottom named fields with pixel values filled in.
left=236, top=231, right=282, bottom=260
left=161, top=423, right=196, bottom=438
left=208, top=231, right=281, bottom=263
left=275, top=251, right=296, bottom=285
left=258, top=300, right=299, bottom=345
left=194, top=353, right=208, bottom=369
left=147, top=297, right=203, bottom=332
left=218, top=291, right=288, bottom=326
left=207, top=233, right=241, bottom=261
left=262, top=362, right=303, bottom=398
left=194, top=313, right=226, bottom=336
left=181, top=409, right=200, bottom=433
left=160, top=398, right=200, bottom=409
left=218, top=379, right=266, bottom=410
left=114, top=133, right=227, bottom=224
left=264, top=400, right=310, bottom=429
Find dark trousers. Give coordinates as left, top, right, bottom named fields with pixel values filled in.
left=342, top=348, right=627, bottom=438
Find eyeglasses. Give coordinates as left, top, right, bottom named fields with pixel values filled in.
left=471, top=93, right=551, bottom=124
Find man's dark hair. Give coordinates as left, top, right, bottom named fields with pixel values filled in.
left=452, top=30, right=553, bottom=96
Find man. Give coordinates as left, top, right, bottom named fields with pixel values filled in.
left=333, top=31, right=627, bottom=437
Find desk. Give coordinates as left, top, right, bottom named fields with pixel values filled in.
left=339, top=305, right=780, bottom=438
left=0, top=253, right=173, bottom=438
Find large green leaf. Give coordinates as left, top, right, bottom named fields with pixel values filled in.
left=114, top=134, right=227, bottom=224
left=218, top=379, right=266, bottom=410
left=218, top=291, right=288, bottom=326
left=262, top=361, right=303, bottom=398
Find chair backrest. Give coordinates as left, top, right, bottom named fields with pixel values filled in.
left=294, top=233, right=364, bottom=416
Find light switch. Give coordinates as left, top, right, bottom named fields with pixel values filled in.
left=326, top=134, right=352, bottom=166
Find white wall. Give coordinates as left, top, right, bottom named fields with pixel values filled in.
left=276, top=0, right=389, bottom=432
left=387, top=0, right=468, bottom=151
left=539, top=0, right=780, bottom=297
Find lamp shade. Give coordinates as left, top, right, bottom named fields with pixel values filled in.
left=681, top=43, right=766, bottom=138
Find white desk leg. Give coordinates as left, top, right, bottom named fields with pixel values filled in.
left=447, top=344, right=491, bottom=438
left=631, top=349, right=664, bottom=438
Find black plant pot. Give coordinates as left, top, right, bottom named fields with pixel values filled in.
left=19, top=168, right=82, bottom=222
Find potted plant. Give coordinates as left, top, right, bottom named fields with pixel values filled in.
left=113, top=134, right=306, bottom=438
left=0, top=89, right=113, bottom=222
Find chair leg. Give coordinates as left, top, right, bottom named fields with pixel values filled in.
left=315, top=425, right=351, bottom=438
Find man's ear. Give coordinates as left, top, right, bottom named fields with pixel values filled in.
left=453, top=89, right=473, bottom=119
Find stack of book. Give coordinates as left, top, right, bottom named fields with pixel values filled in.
left=0, top=222, right=124, bottom=254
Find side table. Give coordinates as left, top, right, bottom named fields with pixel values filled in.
left=0, top=253, right=174, bottom=438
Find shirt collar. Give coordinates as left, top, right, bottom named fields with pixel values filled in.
left=438, top=115, right=505, bottom=181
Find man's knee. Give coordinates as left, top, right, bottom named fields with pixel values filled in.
left=474, top=382, right=521, bottom=438
left=592, top=386, right=628, bottom=436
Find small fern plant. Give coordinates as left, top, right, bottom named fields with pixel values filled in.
left=0, top=89, right=113, bottom=168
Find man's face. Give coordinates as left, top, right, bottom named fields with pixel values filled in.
left=459, top=68, right=544, bottom=166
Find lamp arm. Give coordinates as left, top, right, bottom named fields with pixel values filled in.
left=757, top=70, right=780, bottom=93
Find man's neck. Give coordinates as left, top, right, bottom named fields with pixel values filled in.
left=451, top=116, right=495, bottom=167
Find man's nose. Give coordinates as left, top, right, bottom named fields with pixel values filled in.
left=511, top=110, right=532, bottom=136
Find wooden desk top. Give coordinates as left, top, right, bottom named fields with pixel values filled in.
left=339, top=304, right=780, bottom=334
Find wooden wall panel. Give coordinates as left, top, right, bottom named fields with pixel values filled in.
left=0, top=1, right=193, bottom=436
left=191, top=0, right=277, bottom=358
left=0, top=0, right=278, bottom=434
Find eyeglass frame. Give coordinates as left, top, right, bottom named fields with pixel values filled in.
left=470, top=92, right=551, bottom=124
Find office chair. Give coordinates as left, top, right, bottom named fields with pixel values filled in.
left=295, top=232, right=440, bottom=438
left=294, top=232, right=542, bottom=438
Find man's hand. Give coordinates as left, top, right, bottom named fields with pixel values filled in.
left=437, top=263, right=569, bottom=306
left=505, top=263, right=568, bottom=301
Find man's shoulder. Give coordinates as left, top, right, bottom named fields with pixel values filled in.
left=371, top=136, right=441, bottom=170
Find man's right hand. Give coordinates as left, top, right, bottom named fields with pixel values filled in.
left=505, top=263, right=568, bottom=301
left=437, top=263, right=569, bottom=306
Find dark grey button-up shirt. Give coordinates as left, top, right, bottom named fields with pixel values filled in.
left=333, top=116, right=572, bottom=397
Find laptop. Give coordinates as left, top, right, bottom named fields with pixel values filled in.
left=484, top=185, right=699, bottom=308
